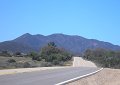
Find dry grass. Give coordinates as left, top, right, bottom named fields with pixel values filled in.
left=67, top=68, right=120, bottom=85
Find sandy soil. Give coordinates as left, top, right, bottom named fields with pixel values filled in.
left=67, top=68, right=120, bottom=85
left=73, top=57, right=97, bottom=67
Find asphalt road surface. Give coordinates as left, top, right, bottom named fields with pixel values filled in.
left=0, top=67, right=99, bottom=85
left=73, top=57, right=96, bottom=67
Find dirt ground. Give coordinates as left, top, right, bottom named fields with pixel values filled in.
left=67, top=68, right=120, bottom=85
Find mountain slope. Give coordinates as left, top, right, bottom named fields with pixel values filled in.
left=0, top=41, right=35, bottom=53
left=0, top=33, right=120, bottom=54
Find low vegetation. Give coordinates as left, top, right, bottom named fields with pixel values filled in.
left=83, top=48, right=120, bottom=69
left=0, top=42, right=72, bottom=69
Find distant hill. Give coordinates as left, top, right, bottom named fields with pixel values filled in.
left=0, top=33, right=120, bottom=54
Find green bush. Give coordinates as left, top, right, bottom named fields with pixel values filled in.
left=39, top=42, right=72, bottom=65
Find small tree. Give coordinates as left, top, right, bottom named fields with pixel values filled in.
left=48, top=42, right=56, bottom=47
left=29, top=52, right=41, bottom=61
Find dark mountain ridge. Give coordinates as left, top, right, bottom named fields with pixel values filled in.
left=0, top=33, right=120, bottom=54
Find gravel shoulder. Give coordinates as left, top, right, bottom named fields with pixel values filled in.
left=0, top=66, right=70, bottom=75
left=67, top=68, right=120, bottom=85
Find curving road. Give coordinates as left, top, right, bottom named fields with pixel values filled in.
left=0, top=67, right=99, bottom=85
left=73, top=57, right=97, bottom=67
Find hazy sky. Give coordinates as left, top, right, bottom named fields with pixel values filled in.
left=0, top=0, right=120, bottom=45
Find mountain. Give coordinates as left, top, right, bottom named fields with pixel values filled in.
left=0, top=41, right=34, bottom=53
left=0, top=33, right=120, bottom=54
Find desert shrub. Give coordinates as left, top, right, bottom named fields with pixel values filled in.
left=84, top=48, right=120, bottom=69
left=52, top=60, right=60, bottom=65
left=13, top=62, right=31, bottom=68
left=7, top=59, right=16, bottom=63
left=23, top=62, right=31, bottom=68
left=14, top=52, right=23, bottom=57
left=58, top=61, right=64, bottom=66
left=0, top=51, right=12, bottom=57
left=32, top=56, right=41, bottom=61
left=40, top=62, right=52, bottom=67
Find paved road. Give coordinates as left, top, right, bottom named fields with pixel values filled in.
left=73, top=57, right=96, bottom=67
left=0, top=67, right=99, bottom=85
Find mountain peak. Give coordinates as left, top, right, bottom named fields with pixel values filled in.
left=23, top=33, right=32, bottom=36
left=20, top=33, right=32, bottom=37
left=14, top=33, right=32, bottom=41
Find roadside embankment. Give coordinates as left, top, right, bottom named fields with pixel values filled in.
left=67, top=68, right=120, bottom=85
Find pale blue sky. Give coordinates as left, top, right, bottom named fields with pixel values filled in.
left=0, top=0, right=120, bottom=45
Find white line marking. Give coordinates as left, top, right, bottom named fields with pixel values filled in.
left=55, top=68, right=103, bottom=85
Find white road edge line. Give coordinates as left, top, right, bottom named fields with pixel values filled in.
left=55, top=68, right=103, bottom=85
